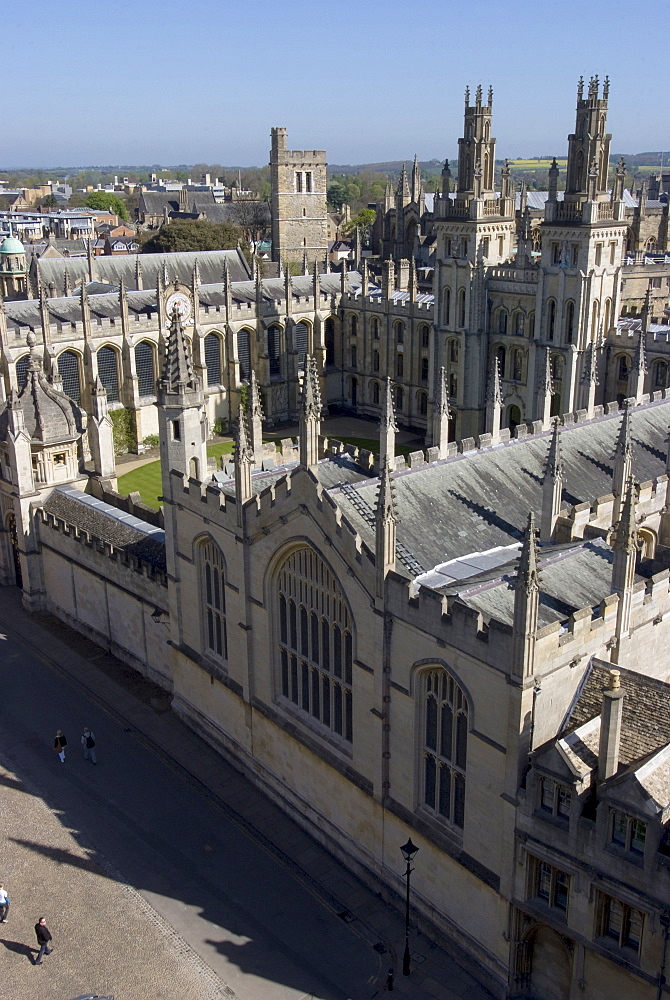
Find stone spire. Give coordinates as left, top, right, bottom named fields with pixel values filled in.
left=629, top=331, right=647, bottom=402
left=379, top=377, right=397, bottom=470
left=432, top=366, right=451, bottom=460
left=485, top=356, right=503, bottom=445
left=610, top=476, right=639, bottom=664
left=538, top=347, right=554, bottom=430
left=247, top=368, right=264, bottom=464
left=512, top=512, right=541, bottom=678
left=160, top=303, right=198, bottom=394
left=581, top=341, right=598, bottom=416
left=299, top=355, right=321, bottom=473
left=375, top=457, right=398, bottom=598
left=234, top=402, right=253, bottom=520
left=612, top=404, right=633, bottom=523
left=541, top=419, right=563, bottom=542
left=135, top=256, right=143, bottom=290
left=411, top=154, right=423, bottom=206
left=88, top=376, right=116, bottom=480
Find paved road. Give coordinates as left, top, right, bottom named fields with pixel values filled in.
left=0, top=605, right=382, bottom=1000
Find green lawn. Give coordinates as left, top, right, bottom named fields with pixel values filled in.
left=117, top=435, right=412, bottom=510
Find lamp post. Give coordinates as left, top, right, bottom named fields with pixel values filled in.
left=400, top=837, right=419, bottom=976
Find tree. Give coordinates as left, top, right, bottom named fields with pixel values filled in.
left=141, top=220, right=247, bottom=255
left=227, top=200, right=271, bottom=243
left=39, top=194, right=59, bottom=209
left=342, top=209, right=377, bottom=243
left=84, top=191, right=129, bottom=221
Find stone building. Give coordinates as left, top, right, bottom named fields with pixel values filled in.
left=0, top=228, right=28, bottom=300
left=270, top=127, right=329, bottom=268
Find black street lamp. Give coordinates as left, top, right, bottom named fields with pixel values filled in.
left=400, top=837, right=419, bottom=976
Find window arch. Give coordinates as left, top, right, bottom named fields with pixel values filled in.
left=617, top=355, right=631, bottom=382
left=135, top=340, right=156, bottom=397
left=498, top=308, right=508, bottom=335
left=419, top=325, right=430, bottom=349
left=15, top=354, right=30, bottom=390
left=421, top=667, right=468, bottom=829
left=237, top=328, right=252, bottom=381
left=325, top=317, right=336, bottom=365
left=370, top=316, right=380, bottom=340
left=547, top=299, right=556, bottom=341
left=513, top=311, right=524, bottom=336
left=603, top=298, right=612, bottom=335
left=449, top=338, right=459, bottom=364
left=564, top=301, right=575, bottom=344
left=458, top=288, right=466, bottom=327
left=395, top=321, right=405, bottom=344
left=394, top=385, right=404, bottom=411
left=513, top=349, right=523, bottom=382
left=276, top=546, right=353, bottom=743
left=294, top=322, right=309, bottom=371
left=268, top=324, right=282, bottom=377
left=57, top=349, right=81, bottom=403
left=418, top=391, right=428, bottom=416
left=371, top=380, right=380, bottom=405
left=203, top=332, right=222, bottom=387
left=653, top=360, right=668, bottom=388
left=551, top=353, right=564, bottom=383
left=349, top=314, right=357, bottom=337
left=199, top=537, right=227, bottom=661
left=97, top=345, right=120, bottom=402
left=528, top=312, right=535, bottom=338
left=591, top=300, right=600, bottom=338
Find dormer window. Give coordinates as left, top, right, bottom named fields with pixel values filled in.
left=539, top=777, right=571, bottom=820
left=611, top=810, right=646, bottom=856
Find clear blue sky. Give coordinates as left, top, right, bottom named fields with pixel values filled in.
left=3, top=0, right=665, bottom=169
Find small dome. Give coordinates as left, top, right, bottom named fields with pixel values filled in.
left=0, top=235, right=25, bottom=255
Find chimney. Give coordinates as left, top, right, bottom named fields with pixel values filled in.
left=598, top=669, right=625, bottom=780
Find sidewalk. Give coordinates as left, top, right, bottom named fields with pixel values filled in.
left=0, top=588, right=494, bottom=1000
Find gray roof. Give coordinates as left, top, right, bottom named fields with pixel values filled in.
left=44, top=483, right=166, bottom=569
left=329, top=399, right=670, bottom=580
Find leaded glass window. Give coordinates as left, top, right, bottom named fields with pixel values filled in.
left=277, top=546, right=353, bottom=743
left=16, top=354, right=30, bottom=390
left=204, top=332, right=222, bottom=386
left=200, top=538, right=227, bottom=661
left=422, top=669, right=468, bottom=828
left=97, top=346, right=119, bottom=402
left=57, top=350, right=81, bottom=403
left=134, top=340, right=155, bottom=397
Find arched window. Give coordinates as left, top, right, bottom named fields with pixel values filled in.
left=443, top=288, right=451, bottom=325
left=513, top=311, right=524, bottom=336
left=396, top=353, right=404, bottom=378
left=294, top=322, right=309, bottom=371
left=498, top=309, right=508, bottom=335
left=449, top=338, right=459, bottom=364
left=564, top=302, right=575, bottom=344
left=603, top=298, right=612, bottom=335
left=418, top=391, right=428, bottom=416
left=617, top=355, right=630, bottom=382
left=203, top=333, right=222, bottom=387
left=350, top=377, right=358, bottom=407
left=325, top=317, right=336, bottom=365
left=547, top=300, right=556, bottom=341
left=421, top=357, right=429, bottom=383
left=513, top=349, right=523, bottom=382
left=420, top=325, right=430, bottom=348
left=551, top=354, right=564, bottom=383
left=15, top=354, right=30, bottom=390
left=268, top=324, right=282, bottom=377
left=654, top=360, right=668, bottom=388
left=57, top=349, right=81, bottom=403
left=395, top=322, right=405, bottom=344
left=276, top=546, right=353, bottom=743
left=528, top=312, right=535, bottom=338
left=135, top=340, right=156, bottom=397
left=422, top=668, right=468, bottom=829
left=237, top=329, right=252, bottom=382
left=458, top=288, right=466, bottom=327
left=507, top=404, right=521, bottom=431
left=350, top=314, right=357, bottom=337
left=371, top=316, right=380, bottom=340
left=200, top=537, right=227, bottom=661
left=394, top=386, right=404, bottom=411
left=372, top=381, right=380, bottom=405
left=97, top=345, right=119, bottom=402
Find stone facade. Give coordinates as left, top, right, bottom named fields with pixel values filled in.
left=270, top=127, right=328, bottom=268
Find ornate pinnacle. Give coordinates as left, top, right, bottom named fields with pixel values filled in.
left=612, top=476, right=638, bottom=554
left=582, top=341, right=599, bottom=384
left=488, top=85, right=493, bottom=105
left=632, top=331, right=647, bottom=374
left=236, top=403, right=253, bottom=464
left=248, top=369, right=264, bottom=420
left=486, top=356, right=503, bottom=406
left=545, top=418, right=563, bottom=480
left=475, top=84, right=482, bottom=105
left=377, top=456, right=398, bottom=525
left=614, top=403, right=633, bottom=460
left=577, top=75, right=584, bottom=101
left=465, top=85, right=470, bottom=106
left=517, top=512, right=540, bottom=594
left=435, top=366, right=450, bottom=418
left=380, top=376, right=398, bottom=431
left=539, top=348, right=554, bottom=395
left=301, top=355, right=321, bottom=418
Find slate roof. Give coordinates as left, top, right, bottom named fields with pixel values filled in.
left=329, top=398, right=670, bottom=582
left=566, top=660, right=670, bottom=766
left=43, top=483, right=166, bottom=570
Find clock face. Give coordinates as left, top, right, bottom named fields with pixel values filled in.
left=165, top=291, right=192, bottom=325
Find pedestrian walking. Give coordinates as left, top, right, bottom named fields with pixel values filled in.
left=54, top=730, right=67, bottom=763
left=81, top=727, right=97, bottom=764
left=0, top=883, right=9, bottom=922
left=34, top=917, right=52, bottom=964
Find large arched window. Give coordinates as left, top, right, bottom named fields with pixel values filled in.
left=325, top=317, right=336, bottom=365
left=394, top=385, right=404, bottom=411
left=418, top=391, right=428, bottom=416
left=200, top=537, right=227, bottom=661
left=654, top=360, right=668, bottom=388
left=443, top=288, right=451, bottom=326
left=203, top=332, right=222, bottom=386
left=237, top=329, right=251, bottom=382
left=564, top=301, right=575, bottom=344
left=547, top=300, right=556, bottom=341
left=294, top=322, right=309, bottom=371
left=498, top=309, right=508, bottom=335
left=370, top=316, right=380, bottom=340
left=97, top=345, right=120, bottom=402
left=277, top=546, right=353, bottom=743
left=395, top=321, right=405, bottom=344
left=57, top=350, right=81, bottom=403
left=371, top=380, right=380, bottom=405
left=458, top=288, right=466, bottom=328
left=15, top=354, right=30, bottom=390
left=135, top=340, right=156, bottom=397
left=422, top=668, right=468, bottom=829
left=268, top=324, right=282, bottom=377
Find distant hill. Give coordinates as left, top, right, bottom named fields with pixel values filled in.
left=328, top=159, right=444, bottom=175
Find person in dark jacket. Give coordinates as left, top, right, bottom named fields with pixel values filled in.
left=34, top=917, right=52, bottom=964
left=54, top=730, right=67, bottom=763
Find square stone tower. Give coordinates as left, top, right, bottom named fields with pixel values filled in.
left=270, top=127, right=328, bottom=268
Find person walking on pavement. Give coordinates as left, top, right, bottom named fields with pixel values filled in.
left=0, top=883, right=9, bottom=922
left=54, top=730, right=67, bottom=763
left=34, top=917, right=52, bottom=964
left=81, top=727, right=97, bottom=764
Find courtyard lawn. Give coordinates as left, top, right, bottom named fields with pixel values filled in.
left=117, top=440, right=235, bottom=509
